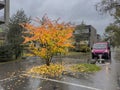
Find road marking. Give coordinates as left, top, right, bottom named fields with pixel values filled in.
left=22, top=74, right=102, bottom=90
left=0, top=74, right=102, bottom=90
left=0, top=76, right=17, bottom=82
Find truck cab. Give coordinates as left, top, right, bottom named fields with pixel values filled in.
left=91, top=42, right=111, bottom=60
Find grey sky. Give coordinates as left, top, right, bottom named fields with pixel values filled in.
left=10, top=0, right=114, bottom=35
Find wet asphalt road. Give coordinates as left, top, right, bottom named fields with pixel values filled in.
left=0, top=50, right=120, bottom=90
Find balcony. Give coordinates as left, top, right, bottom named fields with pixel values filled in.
left=0, top=0, right=5, bottom=10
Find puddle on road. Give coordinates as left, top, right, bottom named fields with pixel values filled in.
left=114, top=51, right=120, bottom=62
left=0, top=75, right=96, bottom=90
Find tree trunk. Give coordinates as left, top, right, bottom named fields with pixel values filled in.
left=46, top=59, right=50, bottom=66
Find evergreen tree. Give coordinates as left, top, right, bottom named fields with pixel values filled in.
left=7, top=9, right=31, bottom=59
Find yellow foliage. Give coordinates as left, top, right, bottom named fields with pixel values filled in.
left=21, top=16, right=74, bottom=65
left=28, top=64, right=64, bottom=78
left=24, top=53, right=34, bottom=57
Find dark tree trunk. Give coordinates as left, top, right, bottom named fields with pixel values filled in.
left=46, top=59, right=50, bottom=66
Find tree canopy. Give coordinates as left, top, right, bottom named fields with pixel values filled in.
left=96, top=0, right=120, bottom=47
left=21, top=16, right=74, bottom=66
left=7, top=9, right=31, bottom=59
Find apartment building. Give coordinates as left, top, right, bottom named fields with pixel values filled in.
left=0, top=0, right=9, bottom=24
left=0, top=0, right=9, bottom=44
left=73, top=25, right=98, bottom=50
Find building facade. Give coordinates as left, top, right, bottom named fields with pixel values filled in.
left=73, top=25, right=97, bottom=50
left=0, top=0, right=9, bottom=24
left=0, top=0, right=9, bottom=45
left=97, top=34, right=101, bottom=42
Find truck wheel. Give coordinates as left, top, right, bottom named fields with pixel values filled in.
left=92, top=53, right=94, bottom=59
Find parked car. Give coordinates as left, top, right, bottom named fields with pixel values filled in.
left=91, top=42, right=111, bottom=60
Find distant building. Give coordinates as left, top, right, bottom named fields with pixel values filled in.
left=0, top=0, right=5, bottom=24
left=0, top=0, right=9, bottom=44
left=116, top=0, right=120, bottom=5
left=0, top=0, right=9, bottom=24
left=73, top=25, right=97, bottom=50
left=97, top=34, right=101, bottom=42
left=0, top=28, right=5, bottom=45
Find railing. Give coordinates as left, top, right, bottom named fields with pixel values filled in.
left=0, top=0, right=5, bottom=4
left=0, top=0, right=5, bottom=10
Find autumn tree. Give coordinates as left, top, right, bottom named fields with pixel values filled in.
left=21, top=16, right=74, bottom=66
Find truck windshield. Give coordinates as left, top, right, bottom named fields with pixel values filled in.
left=93, top=43, right=107, bottom=49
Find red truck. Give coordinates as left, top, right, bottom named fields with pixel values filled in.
left=91, top=42, right=111, bottom=60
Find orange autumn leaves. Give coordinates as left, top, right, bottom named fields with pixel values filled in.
left=21, top=16, right=74, bottom=65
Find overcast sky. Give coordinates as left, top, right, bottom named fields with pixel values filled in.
left=10, top=0, right=114, bottom=35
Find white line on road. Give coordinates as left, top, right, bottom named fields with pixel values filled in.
left=0, top=74, right=102, bottom=90
left=22, top=74, right=102, bottom=90
left=0, top=76, right=17, bottom=82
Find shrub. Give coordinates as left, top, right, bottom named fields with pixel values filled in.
left=0, top=45, right=14, bottom=61
left=71, top=63, right=101, bottom=73
left=79, top=44, right=90, bottom=52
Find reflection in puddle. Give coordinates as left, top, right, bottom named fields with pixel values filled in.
left=114, top=51, right=120, bottom=62
left=28, top=76, right=67, bottom=90
left=28, top=78, right=41, bottom=90
left=0, top=85, right=4, bottom=90
left=105, top=63, right=110, bottom=77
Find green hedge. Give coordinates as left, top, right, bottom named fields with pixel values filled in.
left=0, top=45, right=14, bottom=61
left=71, top=63, right=101, bottom=72
left=79, top=45, right=90, bottom=52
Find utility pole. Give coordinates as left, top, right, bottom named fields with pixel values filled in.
left=4, top=0, right=9, bottom=25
